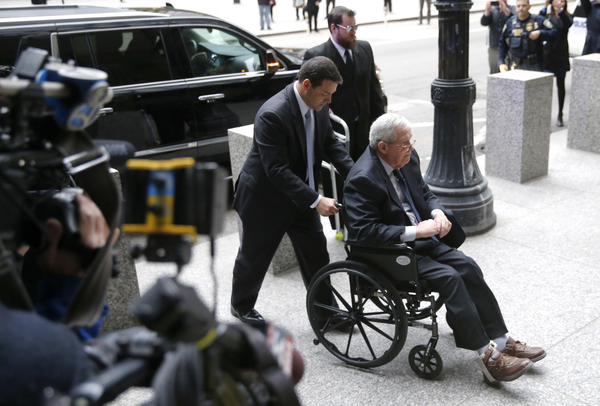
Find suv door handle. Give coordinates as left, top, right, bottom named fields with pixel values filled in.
left=198, top=93, right=225, bottom=102
left=99, top=107, right=114, bottom=115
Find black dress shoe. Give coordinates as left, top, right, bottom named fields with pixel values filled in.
left=557, top=115, right=564, bottom=127
left=231, top=306, right=266, bottom=327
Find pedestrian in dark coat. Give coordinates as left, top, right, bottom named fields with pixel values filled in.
left=540, top=0, right=572, bottom=127
left=581, top=0, right=600, bottom=54
left=305, top=0, right=320, bottom=32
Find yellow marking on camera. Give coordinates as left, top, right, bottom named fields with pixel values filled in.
left=126, top=157, right=195, bottom=170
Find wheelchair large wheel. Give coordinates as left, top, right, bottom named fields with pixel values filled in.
left=408, top=345, right=443, bottom=379
left=307, top=261, right=408, bottom=368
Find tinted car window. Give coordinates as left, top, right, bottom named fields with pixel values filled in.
left=180, top=27, right=263, bottom=77
left=59, top=29, right=171, bottom=86
left=0, top=33, right=51, bottom=67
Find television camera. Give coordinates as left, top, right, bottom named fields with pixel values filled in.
left=0, top=48, right=302, bottom=406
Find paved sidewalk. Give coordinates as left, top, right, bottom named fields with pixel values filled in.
left=111, top=128, right=600, bottom=406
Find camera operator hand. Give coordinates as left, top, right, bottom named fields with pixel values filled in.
left=39, top=192, right=119, bottom=277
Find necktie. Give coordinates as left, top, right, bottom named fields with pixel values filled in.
left=393, top=169, right=421, bottom=224
left=305, top=109, right=315, bottom=190
left=344, top=49, right=354, bottom=71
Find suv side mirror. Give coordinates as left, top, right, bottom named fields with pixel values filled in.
left=266, top=50, right=280, bottom=74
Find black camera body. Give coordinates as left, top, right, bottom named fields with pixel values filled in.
left=0, top=48, right=301, bottom=406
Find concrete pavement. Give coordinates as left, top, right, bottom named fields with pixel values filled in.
left=108, top=127, right=600, bottom=406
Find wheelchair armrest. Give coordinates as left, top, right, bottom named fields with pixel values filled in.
left=345, top=241, right=419, bottom=287
left=345, top=240, right=412, bottom=255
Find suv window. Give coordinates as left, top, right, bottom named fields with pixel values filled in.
left=58, top=29, right=172, bottom=86
left=0, top=33, right=51, bottom=68
left=180, top=27, right=263, bottom=77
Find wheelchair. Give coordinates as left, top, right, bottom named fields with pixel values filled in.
left=306, top=212, right=444, bottom=379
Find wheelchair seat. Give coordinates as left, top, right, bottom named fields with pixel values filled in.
left=306, top=209, right=444, bottom=379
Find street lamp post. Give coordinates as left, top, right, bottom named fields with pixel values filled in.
left=425, top=0, right=496, bottom=235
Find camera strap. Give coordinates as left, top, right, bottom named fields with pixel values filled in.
left=50, top=126, right=122, bottom=328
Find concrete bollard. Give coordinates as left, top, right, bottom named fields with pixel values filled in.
left=228, top=125, right=299, bottom=275
left=568, top=54, right=600, bottom=154
left=485, top=70, right=554, bottom=183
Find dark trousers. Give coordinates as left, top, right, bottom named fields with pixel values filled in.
left=416, top=242, right=508, bottom=350
left=384, top=0, right=392, bottom=12
left=326, top=0, right=335, bottom=14
left=231, top=203, right=329, bottom=313
left=419, top=0, right=431, bottom=23
left=306, top=7, right=319, bottom=32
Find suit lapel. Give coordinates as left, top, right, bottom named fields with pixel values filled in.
left=326, top=39, right=353, bottom=79
left=286, top=84, right=308, bottom=166
left=370, top=149, right=403, bottom=209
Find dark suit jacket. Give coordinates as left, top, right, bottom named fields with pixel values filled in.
left=234, top=83, right=353, bottom=219
left=343, top=147, right=465, bottom=249
left=304, top=39, right=386, bottom=161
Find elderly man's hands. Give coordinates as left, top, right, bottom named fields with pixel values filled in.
left=415, top=213, right=452, bottom=239
left=415, top=219, right=438, bottom=239
left=433, top=212, right=452, bottom=238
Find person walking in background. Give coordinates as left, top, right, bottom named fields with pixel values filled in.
left=304, top=6, right=386, bottom=161
left=419, top=0, right=432, bottom=24
left=325, top=0, right=335, bottom=15
left=258, top=0, right=273, bottom=30
left=384, top=0, right=392, bottom=13
left=581, top=0, right=600, bottom=54
left=541, top=0, right=572, bottom=127
left=481, top=0, right=515, bottom=73
left=270, top=0, right=276, bottom=23
left=294, top=0, right=306, bottom=20
left=305, top=0, right=320, bottom=32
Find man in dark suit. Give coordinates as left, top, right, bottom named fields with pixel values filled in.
left=303, top=6, right=386, bottom=162
left=344, top=113, right=546, bottom=383
left=231, top=57, right=353, bottom=327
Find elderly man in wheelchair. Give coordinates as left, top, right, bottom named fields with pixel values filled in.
left=306, top=113, right=545, bottom=383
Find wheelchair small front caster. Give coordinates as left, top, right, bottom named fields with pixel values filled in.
left=409, top=345, right=443, bottom=379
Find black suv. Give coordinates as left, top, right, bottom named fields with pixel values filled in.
left=0, top=4, right=302, bottom=166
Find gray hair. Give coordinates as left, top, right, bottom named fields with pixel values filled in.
left=369, top=113, right=412, bottom=150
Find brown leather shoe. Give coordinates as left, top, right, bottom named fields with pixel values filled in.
left=501, top=337, right=547, bottom=363
left=478, top=345, right=532, bottom=383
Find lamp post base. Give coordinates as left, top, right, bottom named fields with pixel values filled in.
left=428, top=181, right=496, bottom=236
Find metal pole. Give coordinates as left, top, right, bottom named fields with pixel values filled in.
left=425, top=0, right=496, bottom=235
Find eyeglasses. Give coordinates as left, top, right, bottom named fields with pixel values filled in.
left=387, top=139, right=416, bottom=150
left=336, top=24, right=359, bottom=33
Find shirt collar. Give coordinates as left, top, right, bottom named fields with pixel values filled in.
left=331, top=37, right=352, bottom=60
left=292, top=81, right=311, bottom=119
left=377, top=154, right=395, bottom=177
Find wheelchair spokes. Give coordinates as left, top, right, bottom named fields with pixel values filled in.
left=307, top=263, right=408, bottom=368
